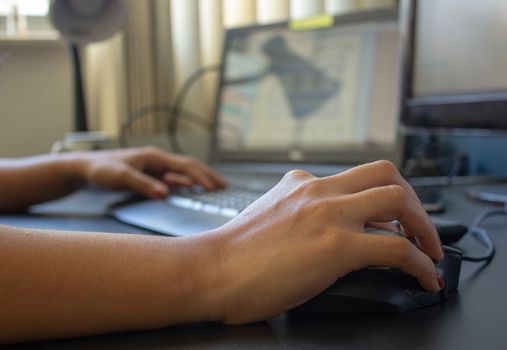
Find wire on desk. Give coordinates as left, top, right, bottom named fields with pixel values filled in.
left=460, top=206, right=507, bottom=262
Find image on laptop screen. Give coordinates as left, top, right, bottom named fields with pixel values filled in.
left=215, top=13, right=400, bottom=163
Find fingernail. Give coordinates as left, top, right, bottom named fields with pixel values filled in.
left=438, top=274, right=445, bottom=290
left=154, top=184, right=168, bottom=196
left=441, top=243, right=446, bottom=256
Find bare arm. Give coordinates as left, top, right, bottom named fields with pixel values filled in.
left=0, top=225, right=221, bottom=343
left=0, top=154, right=83, bottom=211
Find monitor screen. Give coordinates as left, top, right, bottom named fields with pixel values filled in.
left=213, top=11, right=401, bottom=163
left=400, top=0, right=507, bottom=130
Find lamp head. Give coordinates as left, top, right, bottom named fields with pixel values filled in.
left=50, top=0, right=127, bottom=45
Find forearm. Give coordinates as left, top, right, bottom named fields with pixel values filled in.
left=0, top=154, right=86, bottom=212
left=0, top=225, right=221, bottom=343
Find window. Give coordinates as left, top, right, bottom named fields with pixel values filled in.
left=0, top=0, right=53, bottom=36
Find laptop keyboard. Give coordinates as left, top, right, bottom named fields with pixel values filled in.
left=168, top=186, right=264, bottom=218
left=166, top=172, right=283, bottom=218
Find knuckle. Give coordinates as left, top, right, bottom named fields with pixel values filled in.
left=142, top=145, right=159, bottom=156
left=386, top=184, right=408, bottom=206
left=374, top=160, right=399, bottom=180
left=283, top=169, right=312, bottom=182
left=287, top=177, right=323, bottom=201
left=180, top=155, right=196, bottom=166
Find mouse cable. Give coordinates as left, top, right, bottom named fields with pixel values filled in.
left=167, top=64, right=222, bottom=154
left=460, top=206, right=507, bottom=262
left=120, top=104, right=210, bottom=148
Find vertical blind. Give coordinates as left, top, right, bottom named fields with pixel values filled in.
left=84, top=0, right=395, bottom=140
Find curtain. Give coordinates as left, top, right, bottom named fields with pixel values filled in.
left=83, top=33, right=127, bottom=136
left=84, top=0, right=396, bottom=144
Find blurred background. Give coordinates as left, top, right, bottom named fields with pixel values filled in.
left=0, top=0, right=506, bottom=177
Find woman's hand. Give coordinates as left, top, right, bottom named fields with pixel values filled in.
left=75, top=146, right=226, bottom=198
left=0, top=146, right=225, bottom=212
left=207, top=160, right=444, bottom=324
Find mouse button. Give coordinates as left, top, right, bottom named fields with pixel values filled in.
left=437, top=247, right=462, bottom=291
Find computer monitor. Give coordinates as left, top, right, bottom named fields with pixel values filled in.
left=400, top=0, right=507, bottom=132
left=212, top=9, right=402, bottom=164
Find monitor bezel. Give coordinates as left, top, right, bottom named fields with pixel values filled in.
left=399, top=0, right=507, bottom=132
left=210, top=8, right=403, bottom=165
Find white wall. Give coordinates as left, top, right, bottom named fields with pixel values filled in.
left=0, top=39, right=72, bottom=157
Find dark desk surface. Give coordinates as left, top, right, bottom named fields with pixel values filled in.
left=2, top=184, right=507, bottom=349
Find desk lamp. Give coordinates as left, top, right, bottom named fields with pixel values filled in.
left=49, top=0, right=127, bottom=133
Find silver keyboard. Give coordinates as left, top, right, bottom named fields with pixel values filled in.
left=168, top=186, right=266, bottom=218
left=167, top=173, right=282, bottom=218
left=167, top=172, right=281, bottom=218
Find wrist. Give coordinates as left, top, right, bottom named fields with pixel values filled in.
left=145, top=232, right=229, bottom=326
left=184, top=232, right=229, bottom=323
left=56, top=152, right=91, bottom=189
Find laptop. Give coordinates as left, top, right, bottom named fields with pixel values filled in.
left=111, top=9, right=402, bottom=236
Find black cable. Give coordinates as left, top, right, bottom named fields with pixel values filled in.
left=168, top=65, right=221, bottom=153
left=461, top=226, right=495, bottom=262
left=471, top=207, right=507, bottom=227
left=120, top=104, right=210, bottom=148
left=460, top=207, right=506, bottom=262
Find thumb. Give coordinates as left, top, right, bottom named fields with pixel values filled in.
left=123, top=168, right=169, bottom=198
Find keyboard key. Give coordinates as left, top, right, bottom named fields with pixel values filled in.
left=221, top=207, right=239, bottom=217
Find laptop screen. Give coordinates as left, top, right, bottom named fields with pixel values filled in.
left=213, top=10, right=401, bottom=164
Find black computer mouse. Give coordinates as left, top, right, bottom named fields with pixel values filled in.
left=294, top=245, right=462, bottom=313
